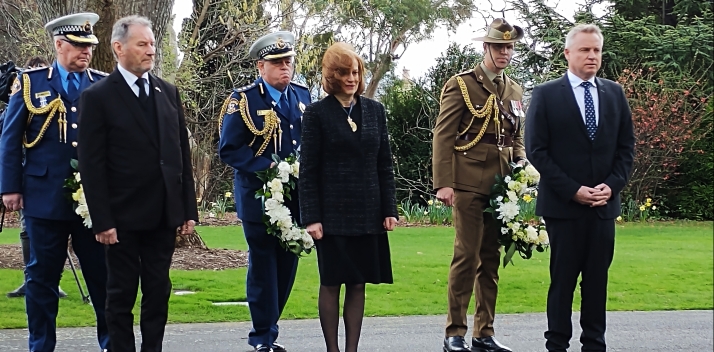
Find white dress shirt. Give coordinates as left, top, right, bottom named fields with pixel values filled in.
left=567, top=70, right=599, bottom=125
left=117, top=64, right=150, bottom=98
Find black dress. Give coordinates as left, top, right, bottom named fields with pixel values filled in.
left=304, top=96, right=394, bottom=286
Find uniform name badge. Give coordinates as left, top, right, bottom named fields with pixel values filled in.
left=35, top=91, right=51, bottom=107
left=257, top=110, right=272, bottom=116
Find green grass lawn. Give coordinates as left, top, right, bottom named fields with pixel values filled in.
left=0, top=221, right=711, bottom=329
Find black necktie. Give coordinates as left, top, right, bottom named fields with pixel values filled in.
left=136, top=77, right=148, bottom=104
left=493, top=76, right=505, bottom=98
left=67, top=73, right=78, bottom=100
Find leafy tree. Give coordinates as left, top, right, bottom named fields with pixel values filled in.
left=382, top=43, right=482, bottom=202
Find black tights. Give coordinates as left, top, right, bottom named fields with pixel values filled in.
left=319, top=284, right=366, bottom=352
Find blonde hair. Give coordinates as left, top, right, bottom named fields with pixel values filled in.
left=565, top=24, right=603, bottom=49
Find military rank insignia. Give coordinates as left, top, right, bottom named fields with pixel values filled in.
left=35, top=91, right=51, bottom=107
left=225, top=98, right=239, bottom=115
left=9, top=77, right=20, bottom=97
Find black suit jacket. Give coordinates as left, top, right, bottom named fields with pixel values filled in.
left=299, top=95, right=398, bottom=235
left=77, top=69, right=198, bottom=233
left=525, top=75, right=635, bottom=219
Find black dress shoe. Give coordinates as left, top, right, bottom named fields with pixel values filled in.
left=254, top=345, right=273, bottom=352
left=271, top=342, right=286, bottom=352
left=444, top=336, right=470, bottom=352
left=471, top=336, right=511, bottom=352
left=6, top=282, right=26, bottom=298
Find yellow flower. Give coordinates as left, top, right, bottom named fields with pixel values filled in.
left=616, top=216, right=623, bottom=222
left=646, top=198, right=652, bottom=203
left=522, top=194, right=533, bottom=203
left=225, top=192, right=233, bottom=198
left=428, top=199, right=434, bottom=205
left=196, top=197, right=202, bottom=203
left=639, top=205, right=646, bottom=211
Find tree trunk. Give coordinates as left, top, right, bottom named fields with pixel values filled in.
left=37, top=0, right=174, bottom=74
left=175, top=229, right=208, bottom=249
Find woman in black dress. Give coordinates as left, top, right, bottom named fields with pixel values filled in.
left=299, top=42, right=398, bottom=352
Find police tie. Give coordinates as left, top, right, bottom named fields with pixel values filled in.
left=66, top=72, right=78, bottom=101
left=581, top=81, right=597, bottom=140
left=276, top=92, right=290, bottom=118
left=136, top=77, right=148, bottom=104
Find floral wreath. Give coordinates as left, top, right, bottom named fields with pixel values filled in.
left=485, top=162, right=548, bottom=267
left=64, top=159, right=92, bottom=228
left=256, top=153, right=314, bottom=256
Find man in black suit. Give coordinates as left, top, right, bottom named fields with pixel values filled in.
left=525, top=24, right=635, bottom=352
left=77, top=15, right=198, bottom=352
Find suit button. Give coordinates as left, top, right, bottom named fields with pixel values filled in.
left=71, top=123, right=77, bottom=129
left=292, top=140, right=297, bottom=145
left=71, top=107, right=77, bottom=112
left=72, top=141, right=78, bottom=147
left=290, top=124, right=293, bottom=129
left=160, top=160, right=164, bottom=165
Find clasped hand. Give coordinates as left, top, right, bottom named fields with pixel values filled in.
left=573, top=184, right=612, bottom=207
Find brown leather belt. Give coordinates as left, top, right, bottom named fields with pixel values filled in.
left=458, top=133, right=513, bottom=147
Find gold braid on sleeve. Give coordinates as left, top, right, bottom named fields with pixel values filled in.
left=20, top=73, right=67, bottom=148
left=453, top=76, right=499, bottom=152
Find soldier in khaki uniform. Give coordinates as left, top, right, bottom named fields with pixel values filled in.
left=434, top=19, right=527, bottom=352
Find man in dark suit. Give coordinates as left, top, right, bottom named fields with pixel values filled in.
left=525, top=24, right=635, bottom=352
left=0, top=13, right=111, bottom=352
left=218, top=31, right=312, bottom=352
left=77, top=15, right=198, bottom=352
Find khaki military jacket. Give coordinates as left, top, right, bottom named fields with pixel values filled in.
left=432, top=65, right=526, bottom=195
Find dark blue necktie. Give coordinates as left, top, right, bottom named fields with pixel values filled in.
left=66, top=73, right=78, bottom=100
left=277, top=92, right=290, bottom=118
left=581, top=81, right=597, bottom=140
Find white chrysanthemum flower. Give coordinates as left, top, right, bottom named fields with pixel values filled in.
left=265, top=198, right=281, bottom=211
left=504, top=176, right=512, bottom=183
left=497, top=201, right=520, bottom=222
left=291, top=162, right=300, bottom=177
left=525, top=164, right=540, bottom=184
left=538, top=230, right=549, bottom=245
left=269, top=179, right=283, bottom=194
left=271, top=191, right=284, bottom=203
left=501, top=227, right=509, bottom=234
left=277, top=162, right=291, bottom=182
left=496, top=196, right=503, bottom=202
left=506, top=191, right=518, bottom=202
left=525, top=226, right=539, bottom=243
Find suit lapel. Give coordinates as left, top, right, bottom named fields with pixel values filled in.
left=560, top=75, right=591, bottom=141
left=473, top=66, right=498, bottom=96
left=111, top=69, right=158, bottom=149
left=594, top=77, right=607, bottom=142
left=501, top=75, right=516, bottom=101
left=48, top=64, right=66, bottom=103
left=149, top=75, right=170, bottom=149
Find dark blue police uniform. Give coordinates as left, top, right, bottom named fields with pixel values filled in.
left=218, top=31, right=312, bottom=352
left=0, top=12, right=110, bottom=352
